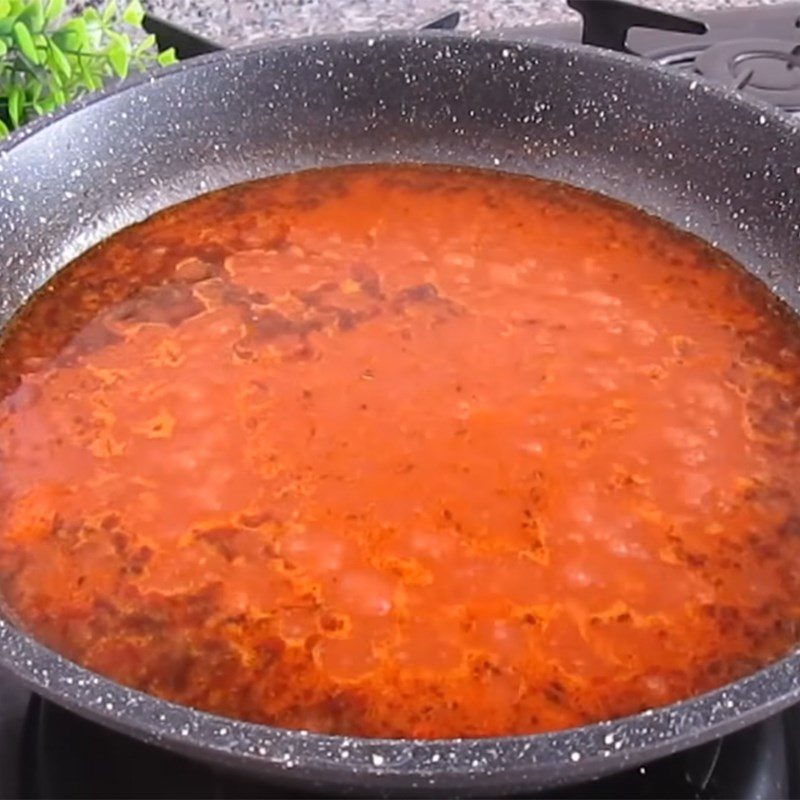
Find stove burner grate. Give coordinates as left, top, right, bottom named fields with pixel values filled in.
left=694, top=38, right=800, bottom=110
left=564, top=0, right=800, bottom=112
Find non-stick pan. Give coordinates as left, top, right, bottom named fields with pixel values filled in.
left=0, top=29, right=799, bottom=798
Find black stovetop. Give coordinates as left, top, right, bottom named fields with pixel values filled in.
left=4, top=2, right=800, bottom=798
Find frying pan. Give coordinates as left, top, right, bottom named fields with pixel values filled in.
left=0, top=29, right=799, bottom=798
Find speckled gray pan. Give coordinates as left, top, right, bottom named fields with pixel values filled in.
left=0, top=30, right=799, bottom=798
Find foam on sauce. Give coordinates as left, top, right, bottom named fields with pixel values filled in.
left=1, top=165, right=800, bottom=738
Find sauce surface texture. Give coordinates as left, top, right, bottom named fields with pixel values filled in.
left=1, top=165, right=800, bottom=739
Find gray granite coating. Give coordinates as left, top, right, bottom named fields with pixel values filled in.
left=67, top=0, right=791, bottom=46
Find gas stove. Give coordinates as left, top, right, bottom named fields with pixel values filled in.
left=541, top=0, right=800, bottom=114
left=2, top=2, right=799, bottom=798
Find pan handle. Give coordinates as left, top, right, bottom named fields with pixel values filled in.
left=142, top=10, right=461, bottom=57
left=142, top=14, right=224, bottom=59
left=419, top=11, right=461, bottom=31
left=567, top=0, right=707, bottom=54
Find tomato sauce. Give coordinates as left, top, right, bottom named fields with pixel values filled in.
left=1, top=165, right=800, bottom=739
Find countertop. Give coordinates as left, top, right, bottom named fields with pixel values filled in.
left=67, top=0, right=791, bottom=47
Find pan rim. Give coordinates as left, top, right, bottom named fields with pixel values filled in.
left=1, top=28, right=799, bottom=792
left=0, top=27, right=797, bottom=159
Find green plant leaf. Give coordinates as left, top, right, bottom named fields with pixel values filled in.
left=78, top=56, right=99, bottom=89
left=12, top=21, right=39, bottom=64
left=101, top=0, right=117, bottom=25
left=44, top=0, right=64, bottom=22
left=8, top=84, right=23, bottom=126
left=18, top=1, right=44, bottom=32
left=47, top=39, right=71, bottom=77
left=0, top=118, right=10, bottom=137
left=156, top=47, right=176, bottom=66
left=0, top=39, right=7, bottom=56
left=0, top=0, right=10, bottom=17
left=122, top=0, right=144, bottom=26
left=37, top=95, right=56, bottom=112
left=107, top=29, right=130, bottom=47
left=107, top=37, right=129, bottom=78
left=53, top=17, right=88, bottom=50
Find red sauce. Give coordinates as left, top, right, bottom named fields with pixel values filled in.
left=1, top=165, right=800, bottom=739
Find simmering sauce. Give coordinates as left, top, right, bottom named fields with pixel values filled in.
left=1, top=165, right=800, bottom=739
